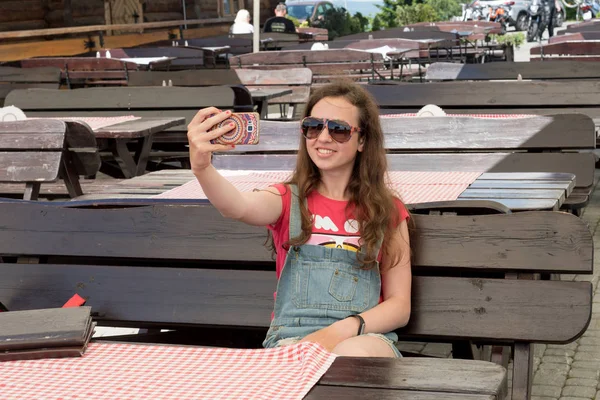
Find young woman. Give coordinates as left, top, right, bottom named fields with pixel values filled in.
left=187, top=81, right=411, bottom=357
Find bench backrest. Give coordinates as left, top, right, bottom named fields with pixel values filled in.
left=212, top=115, right=596, bottom=189
left=235, top=68, right=312, bottom=106
left=19, top=57, right=142, bottom=87
left=425, top=61, right=600, bottom=81
left=230, top=49, right=386, bottom=82
left=5, top=86, right=237, bottom=133
left=550, top=32, right=600, bottom=43
left=0, top=120, right=99, bottom=198
left=0, top=66, right=61, bottom=106
left=366, top=81, right=600, bottom=120
left=0, top=201, right=592, bottom=346
left=108, top=47, right=205, bottom=70
left=563, top=20, right=600, bottom=34
left=531, top=41, right=600, bottom=61
left=336, top=29, right=460, bottom=42
left=128, top=69, right=242, bottom=87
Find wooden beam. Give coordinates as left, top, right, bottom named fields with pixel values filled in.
left=0, top=16, right=234, bottom=40
left=105, top=0, right=113, bottom=36
left=0, top=24, right=229, bottom=62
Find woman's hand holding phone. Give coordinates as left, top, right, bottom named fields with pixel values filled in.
left=187, top=107, right=236, bottom=174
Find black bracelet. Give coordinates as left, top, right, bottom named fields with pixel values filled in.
left=349, top=314, right=365, bottom=336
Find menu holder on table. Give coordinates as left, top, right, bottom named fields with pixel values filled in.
left=0, top=307, right=95, bottom=362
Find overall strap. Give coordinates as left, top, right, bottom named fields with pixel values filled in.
left=288, top=184, right=303, bottom=240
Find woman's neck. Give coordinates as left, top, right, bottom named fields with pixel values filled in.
left=318, top=169, right=353, bottom=201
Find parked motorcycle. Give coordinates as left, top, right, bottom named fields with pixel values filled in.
left=526, top=0, right=548, bottom=42
left=487, top=4, right=512, bottom=32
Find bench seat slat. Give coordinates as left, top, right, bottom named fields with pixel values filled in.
left=0, top=152, right=62, bottom=182
left=307, top=386, right=496, bottom=399
left=319, top=357, right=505, bottom=397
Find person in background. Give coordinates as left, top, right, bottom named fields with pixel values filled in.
left=231, top=9, right=254, bottom=34
left=263, top=2, right=296, bottom=33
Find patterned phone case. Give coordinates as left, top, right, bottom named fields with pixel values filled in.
left=209, top=112, right=260, bottom=145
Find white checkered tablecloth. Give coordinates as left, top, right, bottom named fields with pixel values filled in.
left=154, top=170, right=483, bottom=204
left=28, top=115, right=141, bottom=130
left=381, top=113, right=536, bottom=119
left=0, top=342, right=337, bottom=400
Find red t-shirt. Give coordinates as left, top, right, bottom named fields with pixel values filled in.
left=268, top=183, right=410, bottom=280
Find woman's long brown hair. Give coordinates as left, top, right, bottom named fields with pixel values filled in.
left=270, top=80, right=407, bottom=271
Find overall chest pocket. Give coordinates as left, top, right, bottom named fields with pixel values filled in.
left=291, top=260, right=371, bottom=312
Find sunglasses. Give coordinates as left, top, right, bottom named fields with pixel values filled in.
left=300, top=117, right=361, bottom=143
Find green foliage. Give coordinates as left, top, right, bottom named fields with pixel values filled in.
left=396, top=2, right=439, bottom=25
left=371, top=15, right=383, bottom=31
left=286, top=15, right=301, bottom=27
left=318, top=7, right=370, bottom=39
left=490, top=32, right=525, bottom=48
left=424, top=0, right=462, bottom=21
left=375, top=0, right=403, bottom=28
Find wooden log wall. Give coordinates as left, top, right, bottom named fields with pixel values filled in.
left=45, top=0, right=105, bottom=28
left=0, top=1, right=47, bottom=31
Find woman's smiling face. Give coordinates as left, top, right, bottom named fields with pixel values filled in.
left=305, top=96, right=363, bottom=174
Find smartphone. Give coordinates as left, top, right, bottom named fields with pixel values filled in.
left=209, top=112, right=260, bottom=145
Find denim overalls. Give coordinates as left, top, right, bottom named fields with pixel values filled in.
left=263, top=185, right=400, bottom=356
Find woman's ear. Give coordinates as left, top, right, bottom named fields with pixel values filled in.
left=358, top=136, right=365, bottom=152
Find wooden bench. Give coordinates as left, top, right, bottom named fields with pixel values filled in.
left=366, top=80, right=600, bottom=144
left=5, top=86, right=244, bottom=167
left=230, top=49, right=387, bottom=83
left=235, top=68, right=312, bottom=120
left=108, top=47, right=205, bottom=70
left=0, top=66, right=61, bottom=107
left=550, top=31, right=600, bottom=43
left=0, top=201, right=592, bottom=399
left=425, top=60, right=600, bottom=81
left=561, top=19, right=600, bottom=34
left=0, top=119, right=100, bottom=199
left=530, top=41, right=600, bottom=62
left=18, top=58, right=147, bottom=88
left=212, top=114, right=596, bottom=214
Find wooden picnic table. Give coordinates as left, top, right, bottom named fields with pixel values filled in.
left=248, top=88, right=293, bottom=119
left=40, top=116, right=185, bottom=179
left=69, top=169, right=573, bottom=212
left=93, top=117, right=186, bottom=178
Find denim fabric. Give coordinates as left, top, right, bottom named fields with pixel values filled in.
left=263, top=184, right=398, bottom=349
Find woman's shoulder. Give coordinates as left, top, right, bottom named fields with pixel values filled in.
left=393, top=197, right=410, bottom=222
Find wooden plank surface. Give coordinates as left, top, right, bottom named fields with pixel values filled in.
left=367, top=81, right=600, bottom=107
left=0, top=66, right=62, bottom=83
left=231, top=49, right=385, bottom=66
left=531, top=41, right=600, bottom=56
left=249, top=115, right=595, bottom=151
left=0, top=264, right=591, bottom=343
left=307, top=386, right=495, bottom=400
left=0, top=202, right=591, bottom=274
left=213, top=152, right=595, bottom=188
left=6, top=87, right=235, bottom=110
left=128, top=69, right=242, bottom=87
left=0, top=152, right=62, bottom=182
left=94, top=117, right=186, bottom=139
left=425, top=61, right=600, bottom=81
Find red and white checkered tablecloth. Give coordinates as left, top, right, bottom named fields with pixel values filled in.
left=154, top=170, right=483, bottom=204
left=381, top=113, right=536, bottom=119
left=28, top=115, right=141, bottom=130
left=0, top=342, right=337, bottom=400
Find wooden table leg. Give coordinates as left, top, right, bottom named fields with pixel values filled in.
left=110, top=139, right=137, bottom=179
left=60, top=152, right=83, bottom=198
left=23, top=183, right=41, bottom=200
left=133, top=135, right=155, bottom=176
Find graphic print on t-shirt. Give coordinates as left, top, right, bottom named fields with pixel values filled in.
left=305, top=214, right=361, bottom=252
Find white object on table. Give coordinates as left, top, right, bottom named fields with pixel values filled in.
left=0, top=106, right=27, bottom=121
